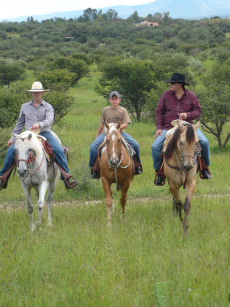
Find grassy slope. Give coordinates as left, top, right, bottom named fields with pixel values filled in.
left=0, top=69, right=230, bottom=306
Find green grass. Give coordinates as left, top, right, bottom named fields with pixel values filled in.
left=1, top=197, right=230, bottom=306
left=0, top=68, right=230, bottom=306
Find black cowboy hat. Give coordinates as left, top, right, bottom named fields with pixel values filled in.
left=166, top=73, right=189, bottom=86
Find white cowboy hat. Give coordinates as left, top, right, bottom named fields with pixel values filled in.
left=27, top=81, right=50, bottom=92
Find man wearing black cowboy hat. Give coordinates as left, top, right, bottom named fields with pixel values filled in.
left=152, top=73, right=212, bottom=186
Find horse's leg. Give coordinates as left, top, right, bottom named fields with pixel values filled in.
left=169, top=183, right=183, bottom=222
left=37, top=181, right=48, bottom=226
left=22, top=184, right=35, bottom=231
left=183, top=178, right=196, bottom=233
left=47, top=179, right=56, bottom=227
left=120, top=180, right=130, bottom=221
left=102, top=177, right=113, bottom=226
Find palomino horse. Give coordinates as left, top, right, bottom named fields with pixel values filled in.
left=100, top=123, right=135, bottom=225
left=163, top=120, right=200, bottom=232
left=14, top=130, right=59, bottom=231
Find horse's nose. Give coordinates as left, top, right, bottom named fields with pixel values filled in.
left=110, top=158, right=119, bottom=167
left=18, top=169, right=27, bottom=177
left=184, top=165, right=193, bottom=171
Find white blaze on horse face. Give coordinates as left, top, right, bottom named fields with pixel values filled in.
left=111, top=134, right=116, bottom=160
left=109, top=124, right=117, bottom=135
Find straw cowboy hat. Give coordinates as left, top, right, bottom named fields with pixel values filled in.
left=27, top=81, right=50, bottom=92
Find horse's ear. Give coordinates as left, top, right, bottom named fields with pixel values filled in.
left=105, top=122, right=109, bottom=130
left=116, top=122, right=121, bottom=130
left=193, top=120, right=201, bottom=131
left=178, top=121, right=184, bottom=131
left=28, top=133, right=33, bottom=140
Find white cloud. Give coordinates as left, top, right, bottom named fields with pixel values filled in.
left=0, top=0, right=154, bottom=19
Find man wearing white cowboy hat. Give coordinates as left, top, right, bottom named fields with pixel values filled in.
left=0, top=81, right=78, bottom=189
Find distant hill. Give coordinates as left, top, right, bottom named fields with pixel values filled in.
left=2, top=0, right=230, bottom=22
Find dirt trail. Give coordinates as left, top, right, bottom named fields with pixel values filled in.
left=0, top=193, right=229, bottom=211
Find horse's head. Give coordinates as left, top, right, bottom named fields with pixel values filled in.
left=105, top=122, right=123, bottom=168
left=14, top=131, right=40, bottom=177
left=165, top=121, right=200, bottom=171
left=177, top=121, right=200, bottom=171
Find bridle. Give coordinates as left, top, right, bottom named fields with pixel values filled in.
left=164, top=142, right=198, bottom=172
left=164, top=140, right=199, bottom=189
left=15, top=137, right=45, bottom=174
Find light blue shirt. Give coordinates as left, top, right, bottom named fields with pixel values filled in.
left=11, top=100, right=54, bottom=140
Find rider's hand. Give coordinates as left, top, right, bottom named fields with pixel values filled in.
left=31, top=123, right=40, bottom=130
left=7, top=140, right=14, bottom=147
left=155, top=129, right=163, bottom=138
left=178, top=113, right=187, bottom=120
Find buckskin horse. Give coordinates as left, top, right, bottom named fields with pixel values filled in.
left=14, top=130, right=59, bottom=231
left=163, top=120, right=200, bottom=233
left=99, top=123, right=135, bottom=225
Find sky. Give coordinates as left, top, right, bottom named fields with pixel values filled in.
left=0, top=0, right=154, bottom=19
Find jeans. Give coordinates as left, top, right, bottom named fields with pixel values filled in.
left=0, top=131, right=70, bottom=180
left=151, top=128, right=210, bottom=170
left=89, top=132, right=141, bottom=167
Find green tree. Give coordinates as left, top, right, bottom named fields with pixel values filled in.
left=106, top=9, right=118, bottom=21
left=0, top=61, right=26, bottom=86
left=96, top=58, right=158, bottom=121
left=50, top=55, right=89, bottom=82
left=36, top=69, right=76, bottom=91
left=195, top=63, right=230, bottom=148
left=45, top=91, right=74, bottom=123
left=81, top=8, right=98, bottom=21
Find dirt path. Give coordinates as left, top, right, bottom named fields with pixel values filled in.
left=0, top=193, right=229, bottom=211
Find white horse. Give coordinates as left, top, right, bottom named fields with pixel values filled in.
left=14, top=130, right=59, bottom=231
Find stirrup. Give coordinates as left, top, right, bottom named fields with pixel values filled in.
left=154, top=174, right=166, bottom=186
left=64, top=176, right=78, bottom=189
left=0, top=179, right=8, bottom=190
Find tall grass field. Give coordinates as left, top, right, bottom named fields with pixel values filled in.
left=0, top=69, right=230, bottom=306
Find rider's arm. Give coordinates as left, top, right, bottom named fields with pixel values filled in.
left=97, top=122, right=104, bottom=136
left=120, top=123, right=129, bottom=130
left=156, top=94, right=165, bottom=131
left=186, top=93, right=202, bottom=120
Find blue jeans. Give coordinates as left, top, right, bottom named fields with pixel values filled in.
left=0, top=131, right=70, bottom=180
left=151, top=129, right=210, bottom=170
left=89, top=132, right=141, bottom=167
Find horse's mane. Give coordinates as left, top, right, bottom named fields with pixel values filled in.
left=164, top=128, right=181, bottom=160
left=186, top=124, right=195, bottom=144
left=164, top=124, right=195, bottom=160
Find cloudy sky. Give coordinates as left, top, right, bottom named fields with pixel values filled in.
left=0, top=0, right=153, bottom=19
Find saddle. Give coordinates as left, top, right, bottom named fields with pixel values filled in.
left=38, top=137, right=75, bottom=187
